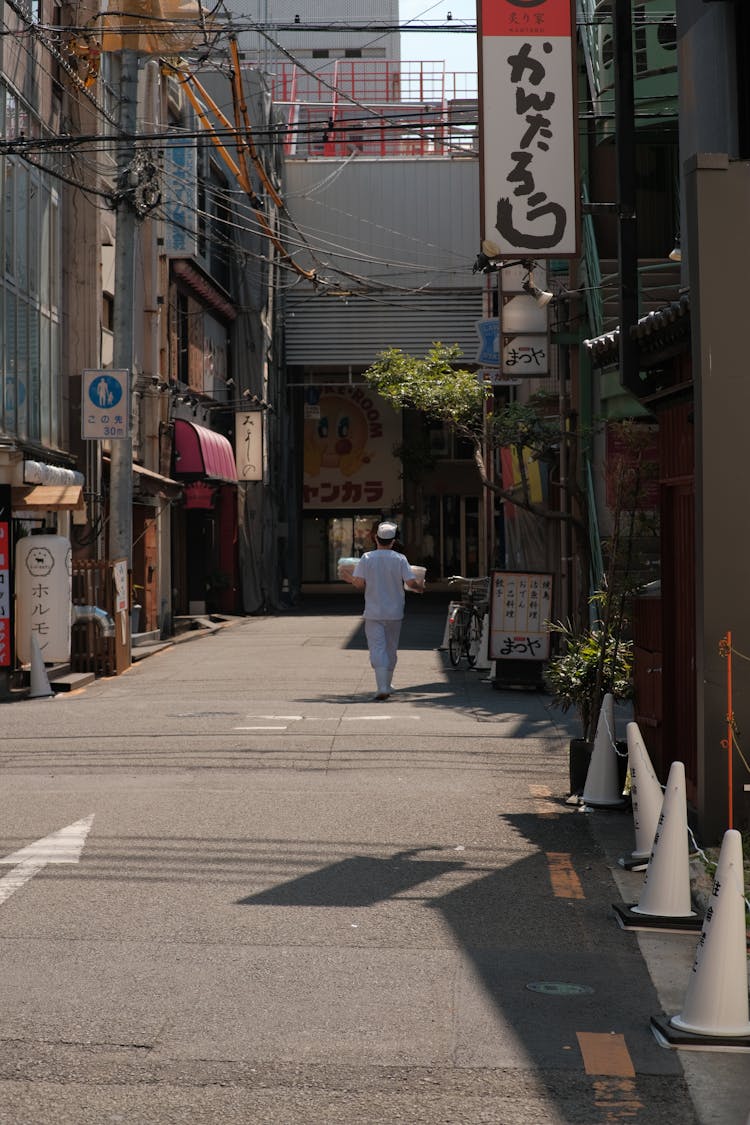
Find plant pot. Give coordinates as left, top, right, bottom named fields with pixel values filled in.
left=569, top=738, right=592, bottom=795
left=616, top=739, right=629, bottom=795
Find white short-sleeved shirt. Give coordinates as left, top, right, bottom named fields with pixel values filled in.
left=353, top=549, right=415, bottom=620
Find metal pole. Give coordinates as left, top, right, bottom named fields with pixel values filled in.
left=109, top=48, right=138, bottom=571
left=612, top=0, right=639, bottom=395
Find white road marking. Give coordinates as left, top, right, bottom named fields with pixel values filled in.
left=0, top=860, right=48, bottom=906
left=255, top=715, right=303, bottom=721
left=234, top=715, right=422, bottom=727
left=234, top=726, right=288, bottom=731
left=0, top=814, right=95, bottom=866
left=342, top=715, right=393, bottom=721
left=0, top=815, right=94, bottom=907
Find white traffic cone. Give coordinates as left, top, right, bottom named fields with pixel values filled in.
left=438, top=601, right=460, bottom=651
left=613, top=760, right=701, bottom=932
left=652, top=829, right=750, bottom=1049
left=619, top=722, right=664, bottom=871
left=28, top=633, right=55, bottom=700
left=582, top=694, right=625, bottom=808
left=473, top=612, right=492, bottom=671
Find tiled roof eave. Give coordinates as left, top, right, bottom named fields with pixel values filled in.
left=584, top=294, right=691, bottom=366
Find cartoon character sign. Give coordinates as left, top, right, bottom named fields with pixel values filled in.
left=304, top=393, right=372, bottom=479
left=302, top=386, right=402, bottom=511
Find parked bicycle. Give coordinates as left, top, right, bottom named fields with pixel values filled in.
left=446, top=576, right=490, bottom=667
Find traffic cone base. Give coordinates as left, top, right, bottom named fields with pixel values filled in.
left=618, top=856, right=649, bottom=872
left=651, top=1014, right=750, bottom=1052
left=612, top=901, right=701, bottom=934
left=28, top=633, right=55, bottom=700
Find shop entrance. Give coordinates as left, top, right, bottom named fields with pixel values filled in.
left=420, top=494, right=482, bottom=579
left=302, top=514, right=378, bottom=582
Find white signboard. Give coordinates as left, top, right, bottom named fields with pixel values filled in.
left=501, top=293, right=549, bottom=334
left=502, top=334, right=549, bottom=375
left=477, top=370, right=522, bottom=387
left=112, top=558, right=128, bottom=615
left=15, top=534, right=72, bottom=664
left=235, top=412, right=264, bottom=482
left=82, top=369, right=130, bottom=440
left=481, top=0, right=578, bottom=258
left=489, top=570, right=553, bottom=661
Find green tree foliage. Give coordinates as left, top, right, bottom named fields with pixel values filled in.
left=364, top=342, right=584, bottom=528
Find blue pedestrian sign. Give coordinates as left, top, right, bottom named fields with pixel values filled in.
left=82, top=369, right=130, bottom=439
left=475, top=319, right=499, bottom=367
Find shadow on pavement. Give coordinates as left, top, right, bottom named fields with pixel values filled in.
left=237, top=848, right=465, bottom=907
left=232, top=812, right=695, bottom=1123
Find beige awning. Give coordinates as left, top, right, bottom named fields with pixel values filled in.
left=132, top=462, right=183, bottom=498
left=12, top=484, right=85, bottom=511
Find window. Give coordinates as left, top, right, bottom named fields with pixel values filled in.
left=427, top=420, right=474, bottom=460
left=312, top=49, right=329, bottom=58
left=177, top=292, right=189, bottom=384
left=102, top=293, right=114, bottom=331
left=0, top=91, right=62, bottom=445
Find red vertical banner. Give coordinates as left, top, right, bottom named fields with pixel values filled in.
left=0, top=485, right=11, bottom=668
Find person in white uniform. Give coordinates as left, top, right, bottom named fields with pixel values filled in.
left=342, top=520, right=425, bottom=700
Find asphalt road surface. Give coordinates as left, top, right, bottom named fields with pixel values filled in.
left=0, top=597, right=747, bottom=1124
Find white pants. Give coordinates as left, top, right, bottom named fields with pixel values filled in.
left=364, top=619, right=402, bottom=694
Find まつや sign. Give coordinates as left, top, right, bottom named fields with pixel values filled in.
left=480, top=0, right=578, bottom=258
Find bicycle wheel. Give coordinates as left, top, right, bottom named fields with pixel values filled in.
left=448, top=608, right=466, bottom=666
left=465, top=610, right=482, bottom=667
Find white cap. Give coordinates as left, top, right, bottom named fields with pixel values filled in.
left=377, top=521, right=397, bottom=540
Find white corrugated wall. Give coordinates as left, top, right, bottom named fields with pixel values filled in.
left=284, top=290, right=483, bottom=364
left=281, top=155, right=483, bottom=365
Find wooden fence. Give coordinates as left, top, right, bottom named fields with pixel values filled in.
left=71, top=560, right=118, bottom=677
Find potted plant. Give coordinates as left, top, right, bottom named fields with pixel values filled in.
left=546, top=419, right=658, bottom=793
left=546, top=590, right=634, bottom=793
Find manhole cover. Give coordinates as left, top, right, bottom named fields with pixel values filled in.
left=525, top=981, right=594, bottom=996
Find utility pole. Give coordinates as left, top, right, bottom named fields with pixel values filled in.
left=109, top=48, right=139, bottom=655
left=612, top=0, right=639, bottom=396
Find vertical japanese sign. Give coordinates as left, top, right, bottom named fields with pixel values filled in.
left=164, top=132, right=198, bottom=255
left=235, top=412, right=264, bottom=482
left=480, top=0, right=578, bottom=258
left=489, top=570, right=553, bottom=660
left=0, top=486, right=11, bottom=669
left=15, top=535, right=72, bottom=664
left=82, top=369, right=130, bottom=439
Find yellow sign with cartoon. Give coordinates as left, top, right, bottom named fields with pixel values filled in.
left=303, top=385, right=402, bottom=510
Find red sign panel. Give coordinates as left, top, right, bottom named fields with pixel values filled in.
left=0, top=520, right=10, bottom=667
left=482, top=0, right=572, bottom=38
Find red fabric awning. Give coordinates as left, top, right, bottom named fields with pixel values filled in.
left=174, top=419, right=237, bottom=482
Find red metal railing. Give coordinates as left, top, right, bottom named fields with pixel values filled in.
left=264, top=60, right=477, bottom=158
